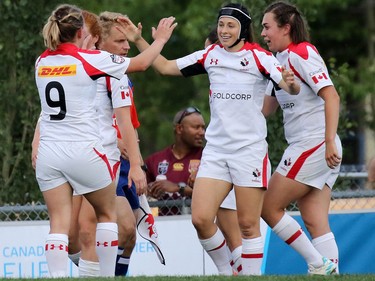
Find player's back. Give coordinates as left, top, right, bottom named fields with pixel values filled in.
left=36, top=47, right=100, bottom=142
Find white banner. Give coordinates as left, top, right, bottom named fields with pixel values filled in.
left=0, top=216, right=269, bottom=278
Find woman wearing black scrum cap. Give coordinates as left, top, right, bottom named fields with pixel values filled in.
left=122, top=2, right=301, bottom=275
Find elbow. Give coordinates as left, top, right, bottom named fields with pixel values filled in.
left=128, top=59, right=151, bottom=73
left=154, top=67, right=169, bottom=75
left=137, top=62, right=150, bottom=72
left=335, top=93, right=341, bottom=104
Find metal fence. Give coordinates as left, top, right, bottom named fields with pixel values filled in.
left=1, top=165, right=374, bottom=220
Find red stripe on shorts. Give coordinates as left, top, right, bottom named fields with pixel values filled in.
left=262, top=153, right=269, bottom=188
left=93, top=147, right=115, bottom=180
left=112, top=161, right=121, bottom=178
left=286, top=141, right=325, bottom=179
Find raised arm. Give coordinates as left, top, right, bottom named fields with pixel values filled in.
left=118, top=17, right=181, bottom=76
left=116, top=16, right=177, bottom=74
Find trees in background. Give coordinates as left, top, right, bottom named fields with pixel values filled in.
left=0, top=0, right=372, bottom=204
left=0, top=0, right=61, bottom=204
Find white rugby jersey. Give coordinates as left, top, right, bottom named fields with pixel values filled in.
left=35, top=43, right=130, bottom=141
left=96, top=75, right=132, bottom=162
left=176, top=42, right=283, bottom=152
left=270, top=42, right=333, bottom=144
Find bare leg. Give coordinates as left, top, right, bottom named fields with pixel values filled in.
left=191, top=177, right=233, bottom=275
left=68, top=195, right=83, bottom=264
left=84, top=182, right=117, bottom=277
left=43, top=182, right=73, bottom=277
left=216, top=207, right=242, bottom=274
left=115, top=196, right=136, bottom=276
left=235, top=185, right=265, bottom=275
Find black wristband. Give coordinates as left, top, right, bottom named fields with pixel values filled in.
left=178, top=182, right=187, bottom=196
left=141, top=164, right=148, bottom=172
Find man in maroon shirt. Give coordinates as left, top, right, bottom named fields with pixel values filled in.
left=145, top=106, right=206, bottom=215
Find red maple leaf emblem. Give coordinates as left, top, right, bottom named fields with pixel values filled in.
left=145, top=214, right=156, bottom=237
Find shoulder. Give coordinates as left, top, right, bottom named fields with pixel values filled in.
left=288, top=42, right=320, bottom=60
left=77, top=49, right=101, bottom=55
left=146, top=146, right=173, bottom=162
left=242, top=42, right=273, bottom=56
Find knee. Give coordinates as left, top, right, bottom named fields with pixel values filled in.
left=303, top=218, right=330, bottom=238
left=191, top=212, right=213, bottom=234
left=238, top=218, right=259, bottom=238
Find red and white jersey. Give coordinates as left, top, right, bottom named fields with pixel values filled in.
left=35, top=43, right=130, bottom=142
left=271, top=42, right=333, bottom=144
left=176, top=42, right=283, bottom=152
left=96, top=75, right=133, bottom=162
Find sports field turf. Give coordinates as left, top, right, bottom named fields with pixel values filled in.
left=16, top=274, right=375, bottom=281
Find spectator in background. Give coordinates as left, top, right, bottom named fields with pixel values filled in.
left=367, top=156, right=375, bottom=189
left=145, top=106, right=205, bottom=216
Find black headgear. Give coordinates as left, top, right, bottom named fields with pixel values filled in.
left=218, top=6, right=252, bottom=40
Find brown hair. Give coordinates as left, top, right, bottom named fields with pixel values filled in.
left=264, top=1, right=310, bottom=43
left=42, top=4, right=83, bottom=50
left=82, top=10, right=102, bottom=48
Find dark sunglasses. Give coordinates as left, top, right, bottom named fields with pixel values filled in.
left=177, top=106, right=201, bottom=124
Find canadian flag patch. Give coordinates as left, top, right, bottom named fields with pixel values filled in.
left=312, top=73, right=328, bottom=84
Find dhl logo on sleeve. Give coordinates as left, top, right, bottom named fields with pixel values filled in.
left=38, top=65, right=76, bottom=77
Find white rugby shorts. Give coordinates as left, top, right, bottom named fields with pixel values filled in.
left=36, top=140, right=113, bottom=194
left=275, top=135, right=342, bottom=189
left=197, top=141, right=271, bottom=188
left=220, top=188, right=236, bottom=210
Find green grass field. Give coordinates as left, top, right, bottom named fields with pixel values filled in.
left=14, top=275, right=375, bottom=281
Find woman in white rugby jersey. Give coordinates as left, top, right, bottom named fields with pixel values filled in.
left=34, top=4, right=176, bottom=277
left=261, top=1, right=341, bottom=275
left=32, top=11, right=104, bottom=273
left=122, top=2, right=299, bottom=276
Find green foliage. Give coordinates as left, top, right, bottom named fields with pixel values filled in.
left=0, top=0, right=62, bottom=204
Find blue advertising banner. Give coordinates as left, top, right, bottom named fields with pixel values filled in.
left=264, top=211, right=375, bottom=274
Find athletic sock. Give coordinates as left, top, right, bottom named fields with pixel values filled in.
left=241, top=237, right=263, bottom=275
left=231, top=246, right=242, bottom=274
left=96, top=222, right=118, bottom=277
left=45, top=233, right=69, bottom=277
left=273, top=213, right=323, bottom=267
left=115, top=256, right=130, bottom=276
left=78, top=258, right=100, bottom=277
left=312, top=232, right=339, bottom=272
left=115, top=247, right=130, bottom=276
left=68, top=251, right=81, bottom=266
left=199, top=228, right=233, bottom=275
